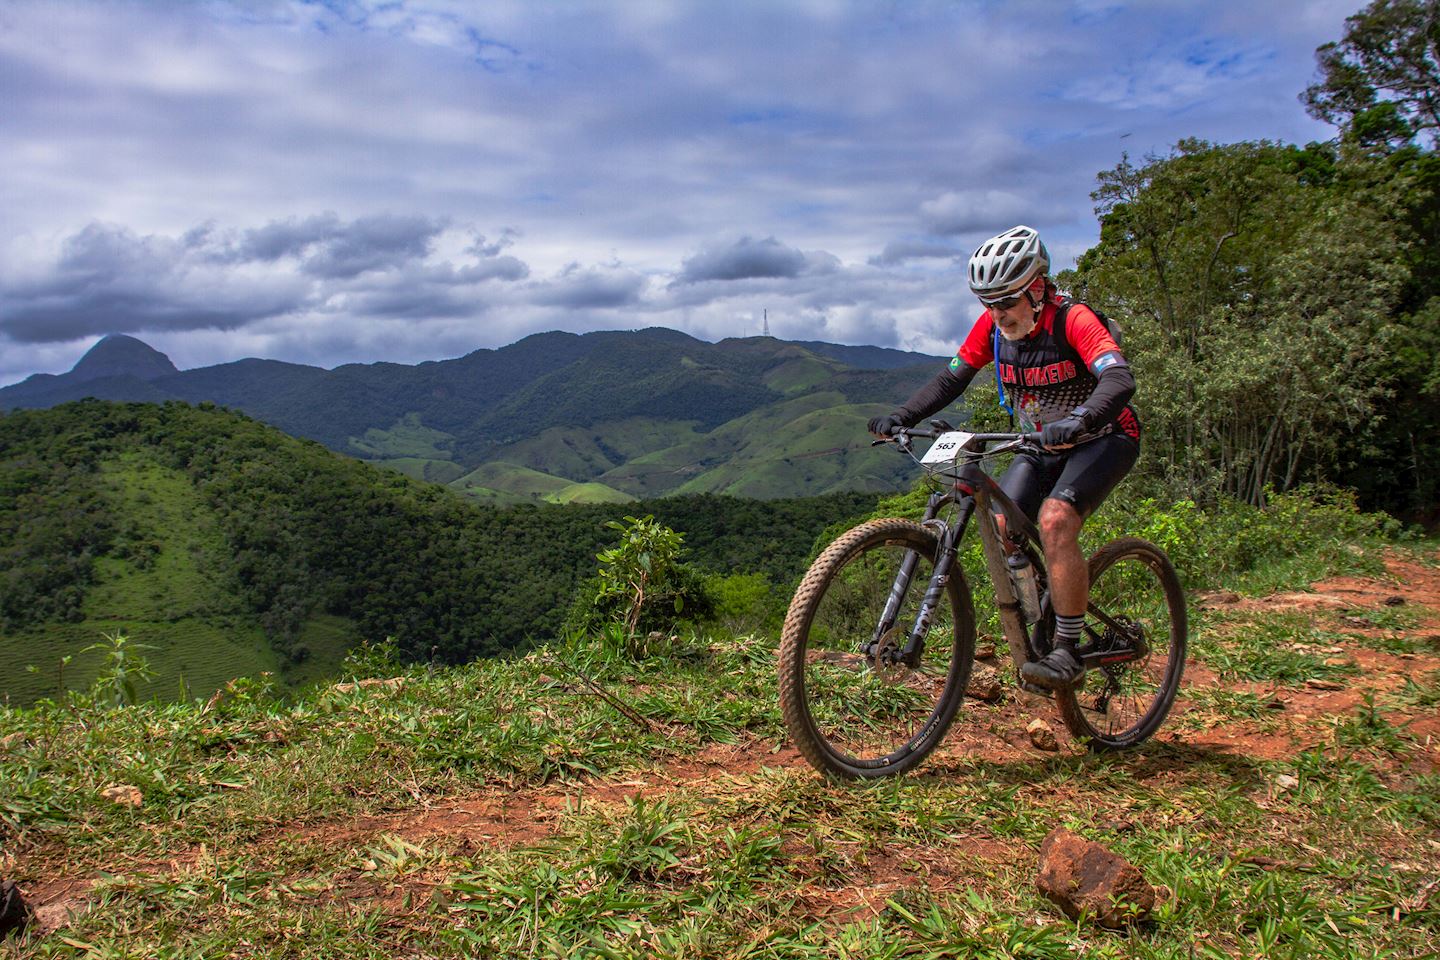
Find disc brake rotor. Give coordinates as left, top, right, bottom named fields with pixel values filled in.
left=870, top=626, right=909, bottom=685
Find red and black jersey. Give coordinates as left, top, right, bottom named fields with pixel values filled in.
left=955, top=300, right=1140, bottom=440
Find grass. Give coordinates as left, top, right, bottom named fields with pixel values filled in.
left=546, top=481, right=635, bottom=505
left=8, top=732, right=1434, bottom=957
left=4, top=613, right=1438, bottom=958
left=1, top=615, right=358, bottom=709
left=1193, top=610, right=1363, bottom=686
left=2, top=517, right=1437, bottom=957
left=1172, top=687, right=1283, bottom=730
left=1329, top=694, right=1419, bottom=755
left=1382, top=669, right=1440, bottom=710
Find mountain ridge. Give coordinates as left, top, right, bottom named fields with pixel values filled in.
left=1, top=327, right=948, bottom=501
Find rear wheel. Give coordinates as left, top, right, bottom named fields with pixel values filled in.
left=778, top=518, right=975, bottom=779
left=1055, top=536, right=1186, bottom=750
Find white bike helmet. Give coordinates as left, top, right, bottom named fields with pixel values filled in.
left=968, top=225, right=1050, bottom=301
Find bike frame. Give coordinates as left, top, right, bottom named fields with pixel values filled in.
left=877, top=429, right=1145, bottom=686
left=874, top=431, right=1047, bottom=683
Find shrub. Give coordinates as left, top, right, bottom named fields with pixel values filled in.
left=563, top=516, right=714, bottom=650
left=706, top=572, right=783, bottom=636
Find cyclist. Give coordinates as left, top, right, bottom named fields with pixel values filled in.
left=868, top=225, right=1140, bottom=690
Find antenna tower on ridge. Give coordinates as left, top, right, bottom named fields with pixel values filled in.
left=762, top=309, right=770, bottom=338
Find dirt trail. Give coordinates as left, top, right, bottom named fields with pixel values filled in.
left=17, top=551, right=1440, bottom=935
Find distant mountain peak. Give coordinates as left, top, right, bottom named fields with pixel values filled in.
left=70, top=334, right=179, bottom=383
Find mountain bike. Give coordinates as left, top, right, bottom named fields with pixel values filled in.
left=778, top=424, right=1187, bottom=779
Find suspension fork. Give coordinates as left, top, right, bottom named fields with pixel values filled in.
left=899, top=521, right=962, bottom=661
left=869, top=492, right=970, bottom=661
left=872, top=550, right=922, bottom=648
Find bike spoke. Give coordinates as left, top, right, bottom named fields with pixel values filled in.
left=781, top=519, right=973, bottom=776
left=1055, top=538, right=1186, bottom=750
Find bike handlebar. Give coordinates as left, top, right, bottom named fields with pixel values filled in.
left=896, top=427, right=1042, bottom=443
left=870, top=425, right=1043, bottom=449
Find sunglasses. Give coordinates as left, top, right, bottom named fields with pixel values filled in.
left=980, top=293, right=1025, bottom=310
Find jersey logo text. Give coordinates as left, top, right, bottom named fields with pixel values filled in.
left=997, top=360, right=1077, bottom=387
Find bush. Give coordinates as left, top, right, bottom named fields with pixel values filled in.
left=1088, top=484, right=1402, bottom=590
left=338, top=636, right=403, bottom=679
left=563, top=516, right=715, bottom=651
left=706, top=572, right=783, bottom=636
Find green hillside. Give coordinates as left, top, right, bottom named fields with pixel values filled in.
left=348, top=412, right=456, bottom=460
left=0, top=401, right=880, bottom=705
left=374, top=457, right=468, bottom=484
left=454, top=461, right=579, bottom=499
left=595, top=392, right=906, bottom=499
left=452, top=461, right=634, bottom=505
left=0, top=446, right=361, bottom=706
left=483, top=417, right=704, bottom=482
left=548, top=481, right=634, bottom=504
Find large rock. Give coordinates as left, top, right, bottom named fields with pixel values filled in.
left=1026, top=718, right=1059, bottom=751
left=966, top=664, right=1004, bottom=702
left=1, top=880, right=31, bottom=940
left=1036, top=827, right=1155, bottom=928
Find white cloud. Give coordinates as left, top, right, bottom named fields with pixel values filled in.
left=0, top=0, right=1353, bottom=385
left=919, top=190, right=1036, bottom=237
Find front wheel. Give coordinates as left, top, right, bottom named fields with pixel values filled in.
left=778, top=518, right=975, bottom=779
left=1055, top=536, right=1187, bottom=750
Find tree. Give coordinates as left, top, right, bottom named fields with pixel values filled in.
left=1302, top=0, right=1440, bottom=149
left=1062, top=141, right=1408, bottom=506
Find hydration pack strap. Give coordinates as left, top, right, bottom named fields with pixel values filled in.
left=992, top=322, right=1015, bottom=417
left=1051, top=298, right=1081, bottom=372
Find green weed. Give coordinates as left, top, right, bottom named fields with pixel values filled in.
left=1195, top=611, right=1360, bottom=685
left=1382, top=669, right=1440, bottom=710
left=1329, top=692, right=1416, bottom=755
left=1176, top=687, right=1282, bottom=727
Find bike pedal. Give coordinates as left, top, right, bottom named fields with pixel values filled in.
left=1018, top=680, right=1055, bottom=697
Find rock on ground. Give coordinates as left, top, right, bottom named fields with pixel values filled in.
left=967, top=665, right=1004, bottom=702
left=100, top=784, right=144, bottom=807
left=1026, top=717, right=1059, bottom=751
left=1036, top=827, right=1155, bottom=929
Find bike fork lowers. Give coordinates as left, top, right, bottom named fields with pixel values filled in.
left=901, top=537, right=958, bottom=662
left=871, top=506, right=967, bottom=666
left=872, top=549, right=922, bottom=651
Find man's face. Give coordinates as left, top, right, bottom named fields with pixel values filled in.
left=988, top=296, right=1038, bottom=341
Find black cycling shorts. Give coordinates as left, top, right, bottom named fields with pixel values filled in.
left=997, top=432, right=1139, bottom=521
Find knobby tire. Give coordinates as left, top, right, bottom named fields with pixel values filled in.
left=778, top=518, right=975, bottom=779
left=1054, top=536, right=1187, bottom=750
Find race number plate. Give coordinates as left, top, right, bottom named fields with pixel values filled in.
left=920, top=431, right=974, bottom=464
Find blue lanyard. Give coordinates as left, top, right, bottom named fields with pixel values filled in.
left=993, top=322, right=1014, bottom=416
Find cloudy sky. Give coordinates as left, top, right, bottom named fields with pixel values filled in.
left=2, top=0, right=1357, bottom=385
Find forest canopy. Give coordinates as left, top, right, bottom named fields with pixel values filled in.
left=1059, top=1, right=1440, bottom=518
left=0, top=401, right=876, bottom=663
